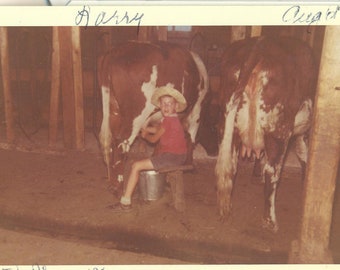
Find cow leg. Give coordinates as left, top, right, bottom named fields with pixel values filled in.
left=262, top=135, right=289, bottom=232
left=184, top=131, right=194, bottom=165
left=295, top=134, right=309, bottom=181
left=252, top=157, right=262, bottom=178
left=293, top=98, right=312, bottom=181
left=215, top=97, right=239, bottom=222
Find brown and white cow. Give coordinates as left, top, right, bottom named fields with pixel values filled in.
left=97, top=41, right=209, bottom=196
left=215, top=36, right=317, bottom=232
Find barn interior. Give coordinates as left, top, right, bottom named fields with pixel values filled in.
left=0, top=26, right=327, bottom=149
left=0, top=25, right=339, bottom=264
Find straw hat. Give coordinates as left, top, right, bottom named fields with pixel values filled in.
left=151, top=86, right=187, bottom=112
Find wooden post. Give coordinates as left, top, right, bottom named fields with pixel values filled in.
left=167, top=171, right=186, bottom=212
left=59, top=27, right=76, bottom=149
left=49, top=27, right=61, bottom=147
left=138, top=26, right=149, bottom=41
left=157, top=26, right=168, bottom=41
left=0, top=27, right=14, bottom=144
left=289, top=26, right=340, bottom=264
left=71, top=27, right=84, bottom=150
left=49, top=27, right=84, bottom=150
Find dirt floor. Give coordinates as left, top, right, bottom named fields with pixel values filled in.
left=0, top=131, right=339, bottom=265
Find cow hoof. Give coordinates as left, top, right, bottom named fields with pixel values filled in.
left=108, top=182, right=123, bottom=198
left=252, top=157, right=262, bottom=177
left=262, top=218, right=279, bottom=233
left=218, top=208, right=232, bottom=224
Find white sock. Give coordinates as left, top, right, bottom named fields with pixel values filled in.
left=120, top=196, right=131, bottom=205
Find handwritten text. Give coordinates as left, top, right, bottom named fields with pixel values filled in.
left=282, top=5, right=340, bottom=25
left=75, top=6, right=144, bottom=28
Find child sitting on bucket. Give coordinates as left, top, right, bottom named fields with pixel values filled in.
left=111, top=86, right=188, bottom=212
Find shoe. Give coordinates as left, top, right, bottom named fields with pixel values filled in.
left=107, top=202, right=133, bottom=213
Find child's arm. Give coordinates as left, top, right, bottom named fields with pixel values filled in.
left=140, top=125, right=165, bottom=143
left=142, top=126, right=158, bottom=134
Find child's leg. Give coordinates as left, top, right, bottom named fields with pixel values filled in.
left=121, top=158, right=154, bottom=204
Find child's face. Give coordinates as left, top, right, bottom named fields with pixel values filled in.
left=159, top=96, right=177, bottom=116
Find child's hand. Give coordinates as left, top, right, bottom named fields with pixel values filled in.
left=140, top=125, right=164, bottom=143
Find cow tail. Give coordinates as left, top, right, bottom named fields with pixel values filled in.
left=99, top=85, right=112, bottom=166
left=98, top=54, right=113, bottom=181
left=186, top=51, right=209, bottom=143
left=234, top=36, right=264, bottom=100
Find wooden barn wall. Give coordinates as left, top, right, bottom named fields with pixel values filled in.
left=0, top=27, right=52, bottom=140
left=0, top=26, right=325, bottom=149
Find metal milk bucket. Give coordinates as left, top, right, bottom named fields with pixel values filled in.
left=138, top=170, right=166, bottom=201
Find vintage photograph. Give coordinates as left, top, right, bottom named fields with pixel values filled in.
left=0, top=4, right=339, bottom=266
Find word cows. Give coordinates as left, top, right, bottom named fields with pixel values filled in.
left=97, top=41, right=208, bottom=195
left=215, top=36, right=317, bottom=231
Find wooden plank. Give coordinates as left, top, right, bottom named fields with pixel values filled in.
left=289, top=26, right=340, bottom=264
left=59, top=27, right=76, bottom=149
left=71, top=27, right=84, bottom=150
left=10, top=69, right=51, bottom=83
left=49, top=27, right=61, bottom=147
left=0, top=27, right=14, bottom=143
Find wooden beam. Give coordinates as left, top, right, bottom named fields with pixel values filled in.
left=49, top=27, right=61, bottom=147
left=289, top=26, right=340, bottom=264
left=71, top=27, right=84, bottom=150
left=0, top=27, right=15, bottom=144
left=59, top=27, right=76, bottom=149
